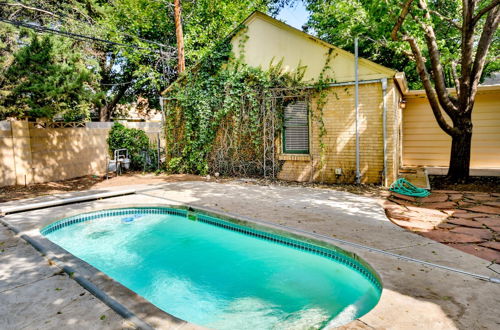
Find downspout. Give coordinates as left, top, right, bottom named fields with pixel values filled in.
left=381, top=78, right=388, bottom=187
left=159, top=96, right=165, bottom=125
left=354, top=38, right=360, bottom=184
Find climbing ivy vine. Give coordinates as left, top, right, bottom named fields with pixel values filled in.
left=163, top=29, right=332, bottom=178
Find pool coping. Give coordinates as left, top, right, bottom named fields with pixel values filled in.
left=1, top=200, right=383, bottom=330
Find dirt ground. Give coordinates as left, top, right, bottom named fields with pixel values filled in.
left=0, top=173, right=386, bottom=203
left=429, top=175, right=500, bottom=193
left=0, top=173, right=204, bottom=203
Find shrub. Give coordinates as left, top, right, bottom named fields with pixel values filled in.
left=107, top=122, right=151, bottom=170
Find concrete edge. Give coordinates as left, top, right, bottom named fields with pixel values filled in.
left=0, top=216, right=155, bottom=330
left=0, top=189, right=136, bottom=215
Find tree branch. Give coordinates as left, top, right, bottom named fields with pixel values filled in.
left=391, top=0, right=415, bottom=41
left=403, top=35, right=459, bottom=136
left=472, top=0, right=500, bottom=25
left=458, top=0, right=476, bottom=111
left=416, top=0, right=458, bottom=112
left=1, top=2, right=57, bottom=17
left=429, top=9, right=462, bottom=29
left=364, top=35, right=414, bottom=57
left=451, top=61, right=460, bottom=95
left=468, top=5, right=500, bottom=110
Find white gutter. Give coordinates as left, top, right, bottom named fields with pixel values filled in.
left=309, top=75, right=391, bottom=186
left=354, top=38, right=360, bottom=184
left=0, top=189, right=136, bottom=215
left=381, top=78, right=388, bottom=187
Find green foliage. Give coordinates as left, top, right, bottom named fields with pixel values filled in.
left=1, top=0, right=292, bottom=119
left=0, top=33, right=102, bottom=121
left=311, top=49, right=336, bottom=174
left=304, top=0, right=465, bottom=89
left=107, top=122, right=150, bottom=170
left=164, top=39, right=306, bottom=175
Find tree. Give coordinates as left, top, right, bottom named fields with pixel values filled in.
left=390, top=0, right=499, bottom=182
left=1, top=0, right=294, bottom=121
left=174, top=0, right=185, bottom=73
left=305, top=0, right=499, bottom=183
left=0, top=33, right=101, bottom=121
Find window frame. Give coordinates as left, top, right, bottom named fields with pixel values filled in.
left=282, top=100, right=310, bottom=154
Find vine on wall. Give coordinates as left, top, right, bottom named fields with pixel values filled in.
left=311, top=49, right=336, bottom=181
left=164, top=34, right=307, bottom=176
left=163, top=29, right=333, bottom=178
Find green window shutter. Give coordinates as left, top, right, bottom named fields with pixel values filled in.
left=283, top=101, right=309, bottom=154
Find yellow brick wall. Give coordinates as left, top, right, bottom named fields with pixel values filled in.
left=278, top=81, right=400, bottom=185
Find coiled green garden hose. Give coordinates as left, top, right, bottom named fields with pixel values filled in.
left=389, top=178, right=430, bottom=197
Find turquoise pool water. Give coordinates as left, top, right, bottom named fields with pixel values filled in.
left=42, top=208, right=381, bottom=329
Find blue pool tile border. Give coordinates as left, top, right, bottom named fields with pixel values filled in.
left=41, top=207, right=382, bottom=292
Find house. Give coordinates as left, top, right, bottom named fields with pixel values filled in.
left=162, top=11, right=500, bottom=186
left=233, top=11, right=407, bottom=185
left=401, top=84, right=500, bottom=176
left=164, top=11, right=407, bottom=186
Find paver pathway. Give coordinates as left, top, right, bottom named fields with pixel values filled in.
left=383, top=190, right=500, bottom=263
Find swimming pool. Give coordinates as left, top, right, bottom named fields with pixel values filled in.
left=42, top=207, right=382, bottom=329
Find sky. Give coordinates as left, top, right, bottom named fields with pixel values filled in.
left=275, top=1, right=309, bottom=30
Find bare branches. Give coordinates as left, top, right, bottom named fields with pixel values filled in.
left=473, top=0, right=500, bottom=25
left=391, top=0, right=414, bottom=41
left=1, top=2, right=57, bottom=17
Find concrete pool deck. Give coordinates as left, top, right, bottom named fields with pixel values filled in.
left=1, top=181, right=499, bottom=329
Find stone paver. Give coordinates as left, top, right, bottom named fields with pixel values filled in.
left=448, top=244, right=500, bottom=262
left=446, top=218, right=484, bottom=228
left=420, top=230, right=486, bottom=243
left=420, top=201, right=457, bottom=209
left=448, top=194, right=463, bottom=201
left=452, top=211, right=491, bottom=219
left=484, top=201, right=500, bottom=208
left=386, top=189, right=500, bottom=263
left=463, top=205, right=500, bottom=214
left=475, top=217, right=500, bottom=232
left=479, top=241, right=500, bottom=251
left=449, top=227, right=493, bottom=240
left=420, top=194, right=448, bottom=203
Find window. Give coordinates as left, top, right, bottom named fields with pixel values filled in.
left=283, top=100, right=309, bottom=154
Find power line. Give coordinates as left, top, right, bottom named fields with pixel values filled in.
left=0, top=17, right=165, bottom=54
left=2, top=1, right=175, bottom=50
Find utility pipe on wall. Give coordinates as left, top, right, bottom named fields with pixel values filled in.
left=354, top=38, right=360, bottom=184
left=381, top=78, right=388, bottom=187
left=306, top=78, right=390, bottom=186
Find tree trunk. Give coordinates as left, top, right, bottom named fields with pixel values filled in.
left=99, top=84, right=129, bottom=121
left=446, top=117, right=473, bottom=183
left=174, top=0, right=185, bottom=73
